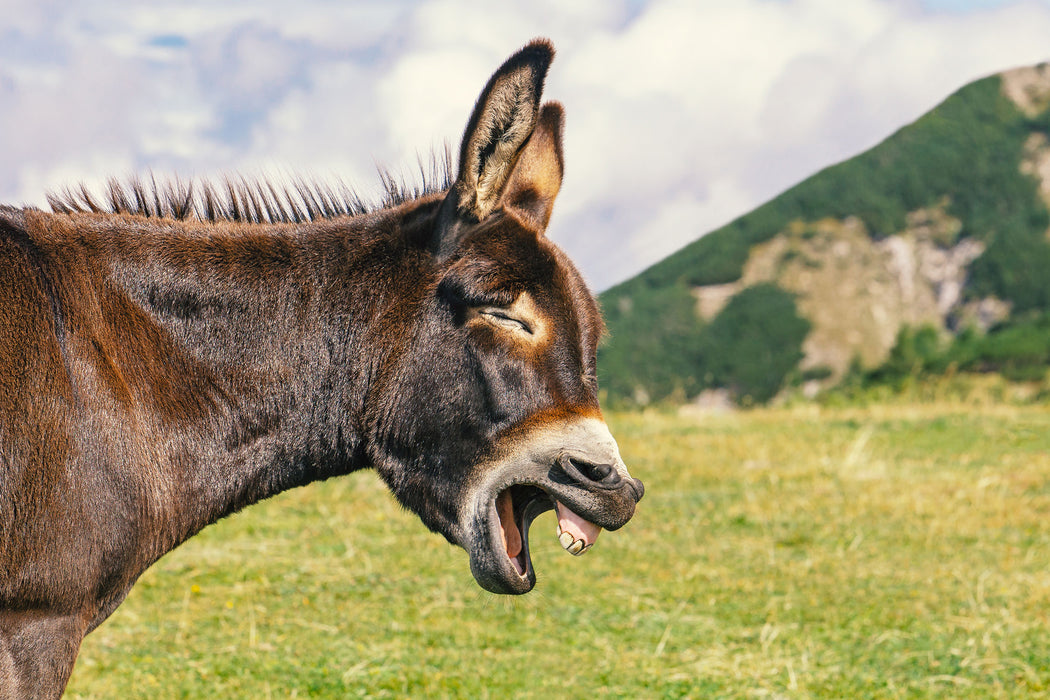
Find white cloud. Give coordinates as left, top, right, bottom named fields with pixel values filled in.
left=245, top=60, right=383, bottom=192
left=2, top=0, right=1050, bottom=289
left=550, top=0, right=1050, bottom=286
left=631, top=181, right=755, bottom=266
left=376, top=47, right=491, bottom=162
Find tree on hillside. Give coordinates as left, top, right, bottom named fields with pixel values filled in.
left=698, top=283, right=810, bottom=404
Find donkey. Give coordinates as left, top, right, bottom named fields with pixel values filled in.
left=0, top=39, right=643, bottom=697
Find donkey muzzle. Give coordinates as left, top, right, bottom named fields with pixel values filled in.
left=462, top=414, right=644, bottom=594
left=555, top=454, right=645, bottom=499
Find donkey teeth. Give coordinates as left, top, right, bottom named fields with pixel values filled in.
left=558, top=530, right=575, bottom=550
left=557, top=529, right=592, bottom=556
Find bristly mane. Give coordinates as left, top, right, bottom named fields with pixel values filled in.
left=46, top=148, right=453, bottom=225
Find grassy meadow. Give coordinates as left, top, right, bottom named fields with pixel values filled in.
left=65, top=396, right=1050, bottom=698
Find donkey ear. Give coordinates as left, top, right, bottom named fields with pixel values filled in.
left=450, top=39, right=553, bottom=225
left=500, top=102, right=564, bottom=232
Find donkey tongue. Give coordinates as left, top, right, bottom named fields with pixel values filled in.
left=496, top=489, right=522, bottom=559
left=554, top=501, right=602, bottom=556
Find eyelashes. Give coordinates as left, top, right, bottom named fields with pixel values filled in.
left=478, top=308, right=533, bottom=335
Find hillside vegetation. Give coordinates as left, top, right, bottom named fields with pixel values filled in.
left=601, top=67, right=1050, bottom=406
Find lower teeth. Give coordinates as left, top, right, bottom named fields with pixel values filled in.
left=557, top=528, right=592, bottom=556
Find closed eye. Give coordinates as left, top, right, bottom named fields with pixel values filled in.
left=479, top=308, right=533, bottom=335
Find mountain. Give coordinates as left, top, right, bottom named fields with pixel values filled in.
left=599, top=62, right=1050, bottom=406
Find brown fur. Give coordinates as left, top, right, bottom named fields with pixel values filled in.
left=0, top=39, right=642, bottom=698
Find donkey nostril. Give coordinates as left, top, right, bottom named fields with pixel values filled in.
left=589, top=462, right=613, bottom=481
left=566, top=458, right=622, bottom=487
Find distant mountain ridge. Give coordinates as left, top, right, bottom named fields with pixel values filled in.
left=599, top=62, right=1050, bottom=405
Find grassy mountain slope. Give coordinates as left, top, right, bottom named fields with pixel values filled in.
left=600, top=66, right=1050, bottom=406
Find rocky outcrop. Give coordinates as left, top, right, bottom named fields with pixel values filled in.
left=693, top=283, right=739, bottom=321
left=1001, top=63, right=1050, bottom=118
left=691, top=202, right=1001, bottom=385
left=1006, top=64, right=1050, bottom=236
left=1022, top=133, right=1050, bottom=226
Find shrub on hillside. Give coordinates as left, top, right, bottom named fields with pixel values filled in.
left=863, top=316, right=1050, bottom=387
left=599, top=283, right=810, bottom=406
left=969, top=316, right=1050, bottom=381
left=696, top=283, right=811, bottom=404
left=966, top=223, right=1050, bottom=313
left=598, top=283, right=705, bottom=404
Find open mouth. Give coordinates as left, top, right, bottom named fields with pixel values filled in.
left=462, top=417, right=643, bottom=595
left=494, top=484, right=605, bottom=580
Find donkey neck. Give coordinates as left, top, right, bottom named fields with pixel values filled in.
left=34, top=198, right=443, bottom=541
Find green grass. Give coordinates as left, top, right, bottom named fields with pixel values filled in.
left=66, top=402, right=1050, bottom=698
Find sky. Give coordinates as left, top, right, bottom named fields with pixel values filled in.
left=2, top=0, right=1049, bottom=290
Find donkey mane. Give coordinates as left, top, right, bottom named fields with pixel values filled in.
left=0, top=39, right=645, bottom=698
left=45, top=148, right=453, bottom=225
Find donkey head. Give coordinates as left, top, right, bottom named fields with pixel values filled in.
left=368, top=39, right=644, bottom=594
